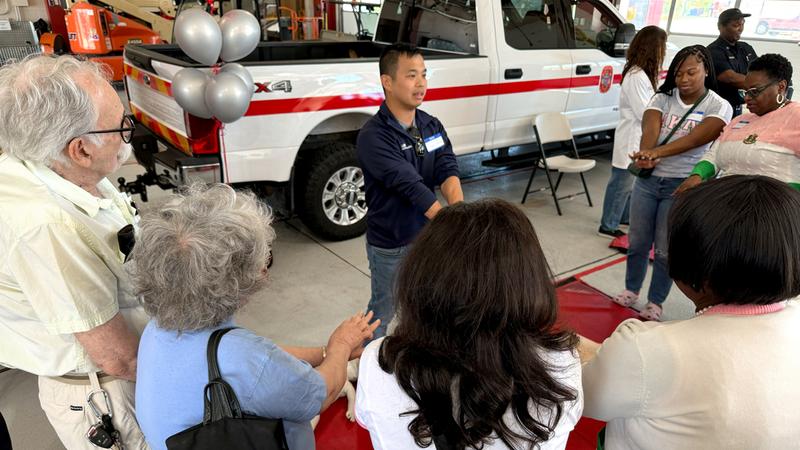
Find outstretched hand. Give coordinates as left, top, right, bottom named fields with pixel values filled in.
left=674, top=174, right=702, bottom=196
left=328, top=311, right=380, bottom=360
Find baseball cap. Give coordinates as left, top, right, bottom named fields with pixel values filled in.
left=718, top=8, right=752, bottom=25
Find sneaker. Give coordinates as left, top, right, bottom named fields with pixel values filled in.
left=598, top=227, right=626, bottom=239
left=612, top=290, right=639, bottom=307
left=639, top=302, right=663, bottom=321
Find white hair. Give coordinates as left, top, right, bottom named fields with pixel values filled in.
left=128, top=183, right=276, bottom=332
left=0, top=55, right=109, bottom=166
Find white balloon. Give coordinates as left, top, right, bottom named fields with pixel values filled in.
left=171, top=68, right=213, bottom=118
left=219, top=63, right=254, bottom=95
left=174, top=9, right=222, bottom=66
left=205, top=72, right=251, bottom=123
left=219, top=10, right=260, bottom=62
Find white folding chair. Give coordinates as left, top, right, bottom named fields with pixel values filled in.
left=521, top=112, right=596, bottom=215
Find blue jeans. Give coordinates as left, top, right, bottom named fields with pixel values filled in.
left=366, top=243, right=407, bottom=339
left=600, top=167, right=633, bottom=231
left=625, top=176, right=683, bottom=305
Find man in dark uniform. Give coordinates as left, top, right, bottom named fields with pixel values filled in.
left=708, top=8, right=758, bottom=117
left=357, top=43, right=463, bottom=338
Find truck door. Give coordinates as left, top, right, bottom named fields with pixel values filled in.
left=565, top=0, right=626, bottom=134
left=374, top=0, right=489, bottom=155
left=487, top=0, right=574, bottom=151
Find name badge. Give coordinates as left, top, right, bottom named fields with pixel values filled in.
left=424, top=133, right=445, bottom=152
left=687, top=111, right=705, bottom=122
left=732, top=120, right=750, bottom=129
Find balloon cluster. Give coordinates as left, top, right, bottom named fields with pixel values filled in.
left=172, top=9, right=260, bottom=123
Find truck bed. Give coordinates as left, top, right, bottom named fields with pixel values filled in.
left=124, top=40, right=483, bottom=73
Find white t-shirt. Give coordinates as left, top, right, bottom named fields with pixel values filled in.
left=612, top=68, right=655, bottom=169
left=356, top=337, right=583, bottom=450
left=582, top=302, right=800, bottom=450
left=646, top=88, right=732, bottom=178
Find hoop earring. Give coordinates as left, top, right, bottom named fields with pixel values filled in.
left=777, top=93, right=787, bottom=105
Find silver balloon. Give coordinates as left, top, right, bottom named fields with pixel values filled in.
left=205, top=72, right=251, bottom=123
left=219, top=63, right=254, bottom=95
left=219, top=10, right=260, bottom=62
left=174, top=9, right=222, bottom=66
left=171, top=68, right=213, bottom=119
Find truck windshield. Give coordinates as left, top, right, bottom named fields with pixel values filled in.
left=375, top=0, right=479, bottom=55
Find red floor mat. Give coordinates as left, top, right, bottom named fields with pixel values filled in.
left=314, top=279, right=637, bottom=450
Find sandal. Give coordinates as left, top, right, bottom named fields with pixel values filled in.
left=639, top=302, right=663, bottom=321
left=612, top=290, right=639, bottom=307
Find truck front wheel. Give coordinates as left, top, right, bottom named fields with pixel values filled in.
left=297, top=143, right=368, bottom=241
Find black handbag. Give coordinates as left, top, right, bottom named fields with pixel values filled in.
left=165, top=328, right=290, bottom=450
left=628, top=90, right=709, bottom=178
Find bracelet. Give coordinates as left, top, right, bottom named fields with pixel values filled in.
left=321, top=345, right=327, bottom=360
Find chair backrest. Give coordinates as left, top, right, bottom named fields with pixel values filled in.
left=533, top=112, right=573, bottom=145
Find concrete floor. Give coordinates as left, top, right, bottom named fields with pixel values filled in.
left=0, top=147, right=695, bottom=450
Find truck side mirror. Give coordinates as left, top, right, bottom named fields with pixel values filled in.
left=613, top=23, right=636, bottom=57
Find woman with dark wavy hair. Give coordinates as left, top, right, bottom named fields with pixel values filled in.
left=355, top=199, right=582, bottom=450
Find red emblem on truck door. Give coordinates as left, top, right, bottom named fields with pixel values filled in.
left=599, top=65, right=613, bottom=93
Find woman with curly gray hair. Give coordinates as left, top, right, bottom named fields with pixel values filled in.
left=130, top=183, right=378, bottom=450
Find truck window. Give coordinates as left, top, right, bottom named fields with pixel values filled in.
left=375, top=0, right=479, bottom=55
left=571, top=0, right=621, bottom=54
left=501, top=0, right=571, bottom=50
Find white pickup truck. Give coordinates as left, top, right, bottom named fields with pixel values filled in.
left=123, top=0, right=635, bottom=240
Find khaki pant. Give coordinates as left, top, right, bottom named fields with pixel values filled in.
left=38, top=375, right=149, bottom=450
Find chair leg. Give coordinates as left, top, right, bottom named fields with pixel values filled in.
left=579, top=172, right=593, bottom=207
left=544, top=165, right=562, bottom=215
left=521, top=164, right=538, bottom=204
left=554, top=172, right=564, bottom=192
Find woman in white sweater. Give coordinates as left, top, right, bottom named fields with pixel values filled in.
left=580, top=175, right=800, bottom=449
left=598, top=26, right=667, bottom=238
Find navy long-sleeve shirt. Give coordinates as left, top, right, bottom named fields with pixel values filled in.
left=357, top=103, right=460, bottom=248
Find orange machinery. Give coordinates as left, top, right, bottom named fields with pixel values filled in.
left=41, top=0, right=172, bottom=81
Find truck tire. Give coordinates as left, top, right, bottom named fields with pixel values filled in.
left=297, top=142, right=368, bottom=241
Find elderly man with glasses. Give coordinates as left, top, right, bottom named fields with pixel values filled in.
left=0, top=55, right=148, bottom=449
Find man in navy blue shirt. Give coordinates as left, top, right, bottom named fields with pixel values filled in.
left=708, top=8, right=758, bottom=117
left=357, top=43, right=462, bottom=338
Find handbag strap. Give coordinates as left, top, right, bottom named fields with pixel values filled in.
left=203, top=327, right=244, bottom=424
left=659, top=89, right=709, bottom=146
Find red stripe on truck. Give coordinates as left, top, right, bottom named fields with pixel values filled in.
left=244, top=75, right=621, bottom=117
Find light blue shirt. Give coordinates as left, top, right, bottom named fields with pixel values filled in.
left=135, top=319, right=326, bottom=450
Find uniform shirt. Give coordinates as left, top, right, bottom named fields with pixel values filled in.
left=357, top=103, right=460, bottom=249
left=708, top=37, right=757, bottom=110
left=136, top=320, right=326, bottom=450
left=612, top=68, right=656, bottom=169
left=0, top=152, right=146, bottom=376
left=646, top=89, right=732, bottom=178
left=356, top=337, right=583, bottom=450
left=693, top=101, right=800, bottom=188
left=582, top=302, right=800, bottom=450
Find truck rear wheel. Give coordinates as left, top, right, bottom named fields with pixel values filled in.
left=298, top=142, right=368, bottom=241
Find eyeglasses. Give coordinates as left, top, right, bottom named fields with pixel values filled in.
left=85, top=114, right=136, bottom=144
left=408, top=126, right=425, bottom=156
left=739, top=81, right=778, bottom=99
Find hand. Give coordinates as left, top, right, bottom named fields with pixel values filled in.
left=674, top=174, right=703, bottom=196
left=629, top=151, right=660, bottom=169
left=635, top=149, right=660, bottom=161
left=327, top=311, right=380, bottom=359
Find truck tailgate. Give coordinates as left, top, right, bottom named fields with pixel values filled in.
left=124, top=62, right=191, bottom=153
